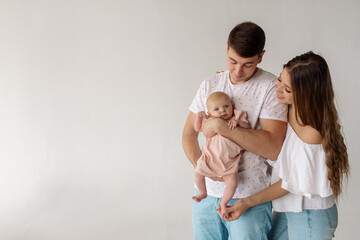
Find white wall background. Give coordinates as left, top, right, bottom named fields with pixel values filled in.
left=0, top=0, right=359, bottom=239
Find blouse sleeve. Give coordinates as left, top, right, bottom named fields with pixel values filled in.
left=273, top=126, right=333, bottom=199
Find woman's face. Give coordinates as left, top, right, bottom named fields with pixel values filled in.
left=275, top=68, right=293, bottom=105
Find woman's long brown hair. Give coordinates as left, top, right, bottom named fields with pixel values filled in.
left=284, top=51, right=349, bottom=199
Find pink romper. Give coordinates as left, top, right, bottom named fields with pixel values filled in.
left=195, top=110, right=249, bottom=177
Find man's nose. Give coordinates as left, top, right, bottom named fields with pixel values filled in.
left=235, top=65, right=243, bottom=74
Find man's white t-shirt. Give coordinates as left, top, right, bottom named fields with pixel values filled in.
left=189, top=69, right=287, bottom=198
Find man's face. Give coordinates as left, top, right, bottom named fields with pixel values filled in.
left=226, top=46, right=264, bottom=84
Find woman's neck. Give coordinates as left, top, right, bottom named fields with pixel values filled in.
left=288, top=104, right=296, bottom=123
left=288, top=104, right=323, bottom=144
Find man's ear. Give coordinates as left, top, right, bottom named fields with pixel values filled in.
left=258, top=50, right=265, bottom=64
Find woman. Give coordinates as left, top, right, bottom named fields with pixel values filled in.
left=222, top=52, right=350, bottom=240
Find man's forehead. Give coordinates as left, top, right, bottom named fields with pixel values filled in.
left=227, top=48, right=258, bottom=62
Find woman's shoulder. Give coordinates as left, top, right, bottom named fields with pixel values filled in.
left=289, top=120, right=322, bottom=145
left=288, top=107, right=322, bottom=145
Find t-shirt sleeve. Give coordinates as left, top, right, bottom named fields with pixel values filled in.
left=189, top=80, right=207, bottom=114
left=259, top=82, right=287, bottom=122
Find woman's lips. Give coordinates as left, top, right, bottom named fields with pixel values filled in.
left=276, top=94, right=284, bottom=99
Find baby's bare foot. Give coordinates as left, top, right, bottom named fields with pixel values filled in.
left=192, top=193, right=207, bottom=202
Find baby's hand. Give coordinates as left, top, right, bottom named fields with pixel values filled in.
left=198, top=111, right=207, bottom=119
left=217, top=206, right=230, bottom=219
left=228, top=119, right=237, bottom=130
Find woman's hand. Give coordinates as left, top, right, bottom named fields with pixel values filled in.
left=220, top=198, right=253, bottom=221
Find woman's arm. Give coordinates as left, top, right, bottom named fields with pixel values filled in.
left=221, top=181, right=288, bottom=221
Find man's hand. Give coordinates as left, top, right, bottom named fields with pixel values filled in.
left=209, top=176, right=224, bottom=182
left=202, top=117, right=226, bottom=138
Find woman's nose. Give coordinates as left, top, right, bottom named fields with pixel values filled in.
left=276, top=83, right=284, bottom=92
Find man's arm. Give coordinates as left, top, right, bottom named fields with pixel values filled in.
left=202, top=117, right=287, bottom=160
left=182, top=112, right=202, bottom=168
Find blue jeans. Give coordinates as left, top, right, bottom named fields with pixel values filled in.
left=192, top=189, right=271, bottom=240
left=268, top=204, right=338, bottom=240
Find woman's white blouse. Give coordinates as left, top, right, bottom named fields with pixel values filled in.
left=269, top=124, right=335, bottom=212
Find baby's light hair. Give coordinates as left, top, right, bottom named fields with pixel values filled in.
left=206, top=92, right=232, bottom=108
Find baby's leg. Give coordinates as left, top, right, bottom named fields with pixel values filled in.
left=192, top=172, right=207, bottom=202
left=219, top=174, right=238, bottom=217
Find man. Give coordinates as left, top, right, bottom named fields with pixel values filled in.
left=182, top=22, right=287, bottom=240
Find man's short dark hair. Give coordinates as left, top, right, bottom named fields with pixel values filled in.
left=228, top=22, right=265, bottom=58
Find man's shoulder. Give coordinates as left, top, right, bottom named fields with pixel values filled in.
left=254, top=68, right=277, bottom=82
left=203, top=70, right=228, bottom=81
left=246, top=68, right=277, bottom=88
left=199, top=71, right=229, bottom=89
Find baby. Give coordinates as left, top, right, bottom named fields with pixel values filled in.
left=192, top=91, right=250, bottom=215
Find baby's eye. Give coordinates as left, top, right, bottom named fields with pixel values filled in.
left=215, top=108, right=219, bottom=111
left=224, top=105, right=229, bottom=108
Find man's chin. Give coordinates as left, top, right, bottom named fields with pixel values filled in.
left=231, top=77, right=246, bottom=83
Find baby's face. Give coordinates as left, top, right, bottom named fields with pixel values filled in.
left=207, top=98, right=233, bottom=120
